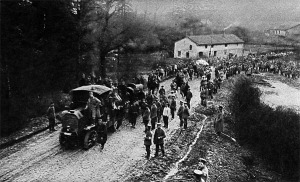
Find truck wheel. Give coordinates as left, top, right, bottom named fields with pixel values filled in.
left=83, top=130, right=98, bottom=150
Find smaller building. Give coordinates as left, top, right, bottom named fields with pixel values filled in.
left=265, top=24, right=300, bottom=37
left=174, top=34, right=244, bottom=59
left=265, top=29, right=287, bottom=37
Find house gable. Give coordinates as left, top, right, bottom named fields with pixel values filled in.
left=174, top=34, right=244, bottom=59
left=174, top=38, right=198, bottom=58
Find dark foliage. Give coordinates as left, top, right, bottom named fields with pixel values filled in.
left=0, top=0, right=89, bottom=136
left=229, top=76, right=300, bottom=179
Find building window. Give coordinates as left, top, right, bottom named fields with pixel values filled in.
left=205, top=45, right=208, bottom=49
left=225, top=44, right=228, bottom=47
left=186, top=52, right=189, bottom=58
left=199, top=52, right=203, bottom=57
left=178, top=51, right=181, bottom=57
left=190, top=45, right=192, bottom=50
left=224, top=50, right=227, bottom=55
left=211, top=45, right=214, bottom=48
left=214, top=51, right=217, bottom=56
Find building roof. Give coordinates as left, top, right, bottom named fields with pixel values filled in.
left=187, top=34, right=244, bottom=45
left=286, top=24, right=300, bottom=30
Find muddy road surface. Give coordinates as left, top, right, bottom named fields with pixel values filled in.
left=0, top=75, right=204, bottom=182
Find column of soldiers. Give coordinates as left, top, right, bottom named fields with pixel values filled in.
left=75, top=62, right=221, bottom=157
left=214, top=51, right=300, bottom=80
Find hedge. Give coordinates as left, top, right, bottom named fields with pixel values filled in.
left=229, top=75, right=300, bottom=179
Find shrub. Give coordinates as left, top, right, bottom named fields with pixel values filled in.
left=229, top=75, right=300, bottom=180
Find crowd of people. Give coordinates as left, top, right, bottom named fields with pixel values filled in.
left=44, top=50, right=300, bottom=182
left=65, top=58, right=223, bottom=158
left=213, top=51, right=300, bottom=80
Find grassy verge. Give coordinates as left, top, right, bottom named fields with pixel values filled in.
left=229, top=75, right=300, bottom=180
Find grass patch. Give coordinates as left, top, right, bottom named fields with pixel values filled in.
left=229, top=75, right=300, bottom=180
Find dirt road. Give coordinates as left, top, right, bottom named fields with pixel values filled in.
left=0, top=75, right=203, bottom=182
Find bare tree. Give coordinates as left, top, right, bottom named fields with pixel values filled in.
left=86, top=0, right=136, bottom=78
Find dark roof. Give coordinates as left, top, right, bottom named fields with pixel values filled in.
left=187, top=34, right=244, bottom=45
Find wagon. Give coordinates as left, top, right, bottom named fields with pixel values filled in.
left=59, top=85, right=119, bottom=149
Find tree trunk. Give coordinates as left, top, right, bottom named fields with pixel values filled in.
left=100, top=53, right=106, bottom=78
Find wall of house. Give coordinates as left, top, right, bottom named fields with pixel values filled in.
left=268, top=29, right=287, bottom=36
left=174, top=38, right=244, bottom=59
left=174, top=38, right=198, bottom=59
left=196, top=43, right=244, bottom=58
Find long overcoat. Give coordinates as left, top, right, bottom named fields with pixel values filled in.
left=153, top=128, right=166, bottom=145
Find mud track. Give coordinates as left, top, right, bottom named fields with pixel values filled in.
left=0, top=76, right=203, bottom=182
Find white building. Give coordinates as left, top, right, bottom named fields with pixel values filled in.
left=265, top=29, right=287, bottom=37
left=174, top=34, right=244, bottom=59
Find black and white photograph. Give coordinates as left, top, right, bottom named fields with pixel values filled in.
left=1, top=0, right=299, bottom=181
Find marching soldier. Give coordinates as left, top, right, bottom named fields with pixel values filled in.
left=182, top=103, right=190, bottom=130
left=143, top=106, right=151, bottom=132
left=162, top=103, right=171, bottom=128
left=47, top=102, right=56, bottom=131
left=129, top=101, right=139, bottom=128
left=98, top=120, right=107, bottom=150
left=156, top=99, right=162, bottom=123
left=186, top=88, right=193, bottom=109
left=159, top=85, right=166, bottom=96
left=170, top=80, right=177, bottom=92
left=150, top=101, right=158, bottom=130
left=214, top=105, right=224, bottom=136
left=177, top=101, right=184, bottom=128
left=170, top=96, right=176, bottom=120
left=144, top=123, right=152, bottom=159
left=200, top=86, right=208, bottom=107
left=154, top=122, right=166, bottom=157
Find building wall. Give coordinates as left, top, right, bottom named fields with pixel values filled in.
left=268, top=29, right=287, bottom=36
left=174, top=38, right=244, bottom=59
left=174, top=38, right=198, bottom=59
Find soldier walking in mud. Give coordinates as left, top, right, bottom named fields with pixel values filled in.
left=47, top=102, right=56, bottom=131
left=154, top=122, right=166, bottom=157
left=214, top=105, right=224, bottom=136
left=170, top=96, right=176, bottom=120
left=143, top=106, right=151, bottom=132
left=144, top=123, right=152, bottom=159
left=129, top=101, right=139, bottom=128
left=162, top=103, right=171, bottom=128
left=186, top=88, right=193, bottom=109
left=151, top=101, right=158, bottom=130
left=177, top=101, right=184, bottom=128
left=98, top=120, right=107, bottom=150
left=156, top=99, right=162, bottom=123
left=182, top=103, right=190, bottom=130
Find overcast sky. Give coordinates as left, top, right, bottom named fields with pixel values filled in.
left=130, top=0, right=300, bottom=30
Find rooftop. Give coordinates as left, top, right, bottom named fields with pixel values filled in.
left=188, top=34, right=244, bottom=45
